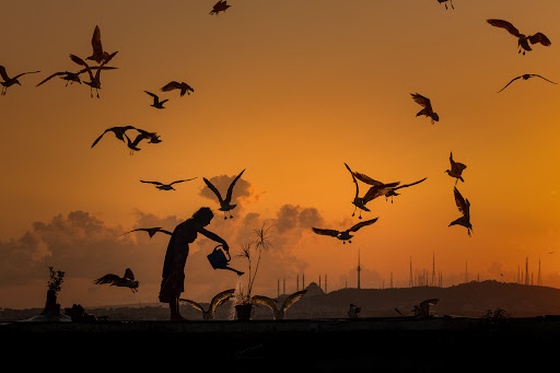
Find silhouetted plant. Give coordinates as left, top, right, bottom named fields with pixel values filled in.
left=47, top=266, right=65, bottom=295
left=235, top=221, right=275, bottom=305
left=482, top=307, right=510, bottom=320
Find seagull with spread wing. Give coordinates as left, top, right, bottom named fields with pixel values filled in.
left=445, top=151, right=467, bottom=185
left=203, top=169, right=246, bottom=219
left=380, top=177, right=428, bottom=203
left=344, top=163, right=373, bottom=219
left=161, top=81, right=194, bottom=97
left=487, top=19, right=551, bottom=55
left=145, top=90, right=169, bottom=109
left=312, top=217, right=379, bottom=244
left=123, top=227, right=173, bottom=238
left=497, top=73, right=557, bottom=93
left=140, top=178, right=197, bottom=191
left=0, top=65, right=40, bottom=95
left=411, top=92, right=439, bottom=124
left=93, top=268, right=139, bottom=293
left=69, top=51, right=118, bottom=98
left=180, top=288, right=236, bottom=320
left=91, top=125, right=137, bottom=148
left=449, top=187, right=472, bottom=236
left=87, top=25, right=117, bottom=65
left=251, top=290, right=307, bottom=320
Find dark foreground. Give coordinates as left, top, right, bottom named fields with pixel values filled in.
left=2, top=315, right=558, bottom=370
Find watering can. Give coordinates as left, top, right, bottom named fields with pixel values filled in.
left=207, top=245, right=244, bottom=276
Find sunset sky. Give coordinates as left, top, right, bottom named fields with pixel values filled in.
left=2, top=0, right=560, bottom=310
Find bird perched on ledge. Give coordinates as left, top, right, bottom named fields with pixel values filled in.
left=251, top=290, right=307, bottom=320
left=180, top=288, right=236, bottom=320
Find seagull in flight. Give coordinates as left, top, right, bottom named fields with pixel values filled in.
left=161, top=81, right=194, bottom=97
left=203, top=169, right=246, bottom=219
left=344, top=162, right=372, bottom=219
left=487, top=19, right=552, bottom=55
left=36, top=65, right=117, bottom=88
left=497, top=73, right=557, bottom=93
left=180, top=288, right=236, bottom=320
left=445, top=151, right=467, bottom=185
left=380, top=177, right=428, bottom=203
left=449, top=187, right=472, bottom=236
left=140, top=178, right=197, bottom=191
left=312, top=217, right=379, bottom=244
left=210, top=0, right=230, bottom=15
left=87, top=25, right=117, bottom=65
left=251, top=290, right=307, bottom=320
left=145, top=90, right=169, bottom=109
left=91, top=125, right=137, bottom=148
left=93, top=268, right=139, bottom=293
left=122, top=227, right=173, bottom=238
left=411, top=93, right=439, bottom=124
left=125, top=128, right=162, bottom=153
left=0, top=65, right=40, bottom=95
left=69, top=51, right=118, bottom=98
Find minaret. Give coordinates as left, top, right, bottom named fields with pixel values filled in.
left=296, top=274, right=299, bottom=291
left=537, top=257, right=542, bottom=286
left=409, top=256, right=413, bottom=287
left=431, top=252, right=436, bottom=286
left=525, top=257, right=529, bottom=285
left=319, top=274, right=322, bottom=289
left=283, top=277, right=286, bottom=294
left=357, top=248, right=361, bottom=289
left=325, top=273, right=328, bottom=293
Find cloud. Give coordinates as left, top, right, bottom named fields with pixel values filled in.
left=0, top=204, right=323, bottom=308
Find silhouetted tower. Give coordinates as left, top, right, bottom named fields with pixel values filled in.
left=277, top=278, right=280, bottom=297
left=525, top=257, right=529, bottom=285
left=357, top=248, right=361, bottom=289
left=325, top=273, right=328, bottom=293
left=431, top=252, right=436, bottom=286
left=538, top=257, right=542, bottom=286
left=409, top=256, right=413, bottom=287
left=302, top=273, right=305, bottom=289
left=319, top=274, right=322, bottom=289
left=296, top=274, right=299, bottom=291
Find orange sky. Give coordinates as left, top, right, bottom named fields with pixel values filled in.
left=2, top=0, right=560, bottom=310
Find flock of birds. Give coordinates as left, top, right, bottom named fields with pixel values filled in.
left=3, top=1, right=555, bottom=315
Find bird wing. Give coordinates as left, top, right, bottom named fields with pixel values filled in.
left=281, top=290, right=307, bottom=312
left=497, top=76, right=522, bottom=93
left=349, top=217, right=379, bottom=232
left=94, top=274, right=120, bottom=285
left=487, top=19, right=520, bottom=37
left=145, top=90, right=158, bottom=99
left=69, top=54, right=92, bottom=79
left=344, top=163, right=362, bottom=201
left=533, top=74, right=557, bottom=84
left=179, top=298, right=205, bottom=313
left=312, top=227, right=340, bottom=237
left=528, top=32, right=551, bottom=46
left=209, top=288, right=236, bottom=312
left=453, top=187, right=469, bottom=216
left=411, top=93, right=431, bottom=109
left=12, top=70, right=40, bottom=80
left=91, top=25, right=104, bottom=56
left=124, top=268, right=135, bottom=281
left=225, top=169, right=246, bottom=203
left=0, top=65, right=9, bottom=81
left=170, top=177, right=198, bottom=185
left=161, top=81, right=181, bottom=92
left=91, top=130, right=110, bottom=148
left=353, top=171, right=384, bottom=186
left=362, top=185, right=386, bottom=203
left=251, top=295, right=278, bottom=312
left=140, top=180, right=164, bottom=186
left=394, top=177, right=427, bottom=191
left=36, top=71, right=68, bottom=87
left=203, top=177, right=225, bottom=203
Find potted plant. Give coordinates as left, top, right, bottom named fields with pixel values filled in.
left=234, top=221, right=274, bottom=320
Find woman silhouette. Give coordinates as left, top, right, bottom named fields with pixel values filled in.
left=159, top=207, right=229, bottom=321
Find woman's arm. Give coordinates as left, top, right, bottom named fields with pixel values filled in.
left=199, top=227, right=229, bottom=251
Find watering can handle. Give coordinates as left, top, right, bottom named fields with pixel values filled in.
left=215, top=244, right=231, bottom=261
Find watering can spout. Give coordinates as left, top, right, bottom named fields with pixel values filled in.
left=207, top=245, right=244, bottom=276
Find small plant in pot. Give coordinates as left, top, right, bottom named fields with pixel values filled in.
left=233, top=221, right=274, bottom=320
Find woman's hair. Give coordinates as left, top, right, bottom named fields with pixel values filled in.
left=193, top=207, right=214, bottom=222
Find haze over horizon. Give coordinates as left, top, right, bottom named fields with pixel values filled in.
left=2, top=0, right=560, bottom=310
